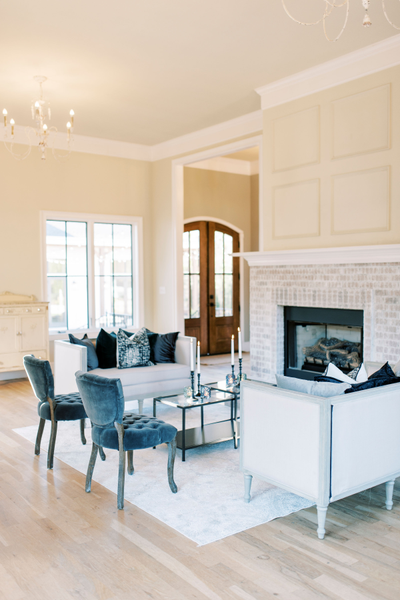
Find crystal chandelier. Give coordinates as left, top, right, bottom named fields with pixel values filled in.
left=2, top=76, right=75, bottom=160
left=282, top=1, right=400, bottom=42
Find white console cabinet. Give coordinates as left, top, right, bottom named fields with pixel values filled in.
left=0, top=292, right=49, bottom=373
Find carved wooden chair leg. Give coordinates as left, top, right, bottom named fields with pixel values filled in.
left=167, top=437, right=178, bottom=493
left=86, top=443, right=98, bottom=492
left=47, top=420, right=58, bottom=470
left=98, top=446, right=106, bottom=461
left=80, top=419, right=86, bottom=445
left=115, top=422, right=126, bottom=510
left=127, top=450, right=134, bottom=475
left=35, top=418, right=46, bottom=456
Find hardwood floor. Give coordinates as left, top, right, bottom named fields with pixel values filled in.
left=1, top=378, right=400, bottom=600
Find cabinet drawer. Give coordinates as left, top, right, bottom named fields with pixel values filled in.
left=0, top=353, right=23, bottom=370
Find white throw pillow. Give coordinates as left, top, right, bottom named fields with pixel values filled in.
left=275, top=374, right=350, bottom=397
left=324, top=362, right=368, bottom=384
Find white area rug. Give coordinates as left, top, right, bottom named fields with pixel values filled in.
left=14, top=401, right=314, bottom=546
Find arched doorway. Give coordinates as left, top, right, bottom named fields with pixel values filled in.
left=183, top=220, right=240, bottom=354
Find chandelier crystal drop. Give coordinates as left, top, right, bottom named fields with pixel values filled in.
left=2, top=76, right=75, bottom=161
left=281, top=0, right=400, bottom=42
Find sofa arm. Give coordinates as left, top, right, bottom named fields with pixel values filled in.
left=54, top=340, right=87, bottom=395
left=175, top=335, right=196, bottom=367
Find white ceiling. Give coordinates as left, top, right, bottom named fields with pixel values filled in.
left=0, top=1, right=399, bottom=146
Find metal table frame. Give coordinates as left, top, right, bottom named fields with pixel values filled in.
left=153, top=389, right=237, bottom=461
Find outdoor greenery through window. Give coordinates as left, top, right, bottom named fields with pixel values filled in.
left=183, top=229, right=200, bottom=319
left=46, top=217, right=135, bottom=334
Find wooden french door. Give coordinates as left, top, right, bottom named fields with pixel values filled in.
left=183, top=221, right=240, bottom=355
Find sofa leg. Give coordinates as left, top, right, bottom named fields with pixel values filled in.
left=127, top=450, right=134, bottom=475
left=317, top=505, right=328, bottom=539
left=244, top=473, right=253, bottom=503
left=385, top=480, right=395, bottom=510
left=138, top=399, right=144, bottom=414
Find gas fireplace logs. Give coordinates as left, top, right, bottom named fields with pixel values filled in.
left=302, top=337, right=361, bottom=370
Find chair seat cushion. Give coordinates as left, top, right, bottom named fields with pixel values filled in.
left=92, top=414, right=177, bottom=451
left=38, top=392, right=87, bottom=421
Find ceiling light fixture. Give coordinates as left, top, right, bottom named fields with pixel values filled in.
left=2, top=76, right=75, bottom=161
left=282, top=0, right=400, bottom=42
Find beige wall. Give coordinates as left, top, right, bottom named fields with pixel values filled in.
left=262, top=65, right=400, bottom=250
left=183, top=166, right=253, bottom=341
left=0, top=147, right=153, bottom=328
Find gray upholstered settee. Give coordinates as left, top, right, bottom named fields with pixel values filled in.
left=240, top=363, right=400, bottom=539
left=54, top=335, right=195, bottom=412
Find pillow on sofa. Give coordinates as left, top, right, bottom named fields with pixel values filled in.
left=117, top=328, right=154, bottom=369
left=146, top=330, right=179, bottom=363
left=276, top=374, right=350, bottom=397
left=68, top=333, right=99, bottom=371
left=96, top=329, right=117, bottom=369
left=323, top=362, right=368, bottom=384
left=344, top=362, right=400, bottom=393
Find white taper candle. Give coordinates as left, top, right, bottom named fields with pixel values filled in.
left=190, top=338, right=194, bottom=371
left=197, top=341, right=201, bottom=375
left=238, top=327, right=242, bottom=359
left=231, top=335, right=235, bottom=366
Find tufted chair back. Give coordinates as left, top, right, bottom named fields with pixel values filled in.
left=75, top=371, right=124, bottom=427
left=23, top=355, right=54, bottom=402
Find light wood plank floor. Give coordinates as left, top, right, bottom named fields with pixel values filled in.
left=1, top=378, right=400, bottom=600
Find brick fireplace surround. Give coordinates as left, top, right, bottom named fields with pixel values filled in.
left=239, top=245, right=400, bottom=384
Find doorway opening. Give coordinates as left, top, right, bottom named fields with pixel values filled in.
left=183, top=221, right=240, bottom=355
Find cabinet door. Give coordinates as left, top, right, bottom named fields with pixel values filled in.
left=20, top=315, right=47, bottom=351
left=0, top=317, right=19, bottom=354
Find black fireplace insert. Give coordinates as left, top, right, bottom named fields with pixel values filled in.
left=284, top=306, right=363, bottom=381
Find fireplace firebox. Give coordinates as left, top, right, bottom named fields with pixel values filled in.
left=284, top=306, right=363, bottom=381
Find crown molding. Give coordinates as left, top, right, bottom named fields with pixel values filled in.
left=151, top=110, right=263, bottom=162
left=0, top=125, right=152, bottom=162
left=256, top=34, right=400, bottom=110
left=186, top=155, right=259, bottom=176
left=234, top=244, right=400, bottom=267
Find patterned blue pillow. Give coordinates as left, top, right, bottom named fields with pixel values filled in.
left=117, top=328, right=154, bottom=369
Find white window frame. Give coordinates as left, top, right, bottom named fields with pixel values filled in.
left=40, top=211, right=144, bottom=340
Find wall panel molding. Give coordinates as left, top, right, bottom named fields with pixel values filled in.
left=273, top=106, right=320, bottom=172
left=273, top=179, right=320, bottom=239
left=331, top=166, right=390, bottom=235
left=332, top=84, right=391, bottom=159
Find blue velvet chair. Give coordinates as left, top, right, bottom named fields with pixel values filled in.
left=75, top=370, right=178, bottom=509
left=23, top=355, right=88, bottom=469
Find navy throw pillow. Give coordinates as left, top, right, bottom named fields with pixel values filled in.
left=344, top=362, right=400, bottom=393
left=146, top=330, right=179, bottom=363
left=68, top=334, right=99, bottom=371
left=96, top=329, right=117, bottom=369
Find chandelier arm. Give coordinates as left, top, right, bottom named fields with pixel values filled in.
left=382, top=0, right=400, bottom=29
left=324, top=0, right=348, bottom=7
left=281, top=0, right=327, bottom=26
left=323, top=0, right=350, bottom=41
left=3, top=142, right=32, bottom=161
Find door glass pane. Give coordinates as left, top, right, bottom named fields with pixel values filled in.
left=215, top=274, right=224, bottom=317
left=189, top=230, right=200, bottom=274
left=67, top=277, right=88, bottom=330
left=113, top=224, right=132, bottom=275
left=183, top=231, right=189, bottom=274
left=46, top=221, right=66, bottom=275
left=214, top=231, right=224, bottom=273
left=183, top=274, right=190, bottom=319
left=224, top=274, right=233, bottom=317
left=48, top=277, right=67, bottom=330
left=190, top=274, right=200, bottom=318
left=66, top=221, right=87, bottom=277
left=224, top=234, right=233, bottom=274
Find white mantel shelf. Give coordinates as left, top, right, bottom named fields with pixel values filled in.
left=233, top=244, right=400, bottom=267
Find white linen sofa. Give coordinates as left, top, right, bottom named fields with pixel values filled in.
left=240, top=371, right=400, bottom=539
left=54, top=335, right=195, bottom=412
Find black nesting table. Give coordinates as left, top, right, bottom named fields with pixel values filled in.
left=153, top=388, right=237, bottom=461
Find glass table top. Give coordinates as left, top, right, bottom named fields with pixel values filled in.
left=154, top=389, right=235, bottom=408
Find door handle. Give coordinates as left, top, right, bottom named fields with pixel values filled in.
left=209, top=303, right=215, bottom=307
